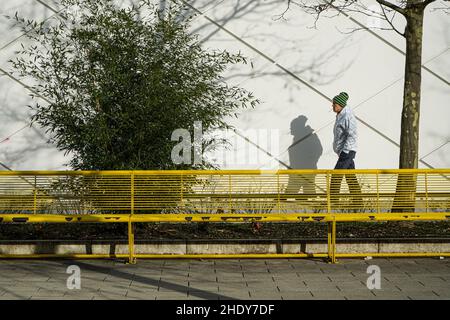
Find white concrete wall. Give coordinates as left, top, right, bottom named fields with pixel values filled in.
left=0, top=0, right=448, bottom=170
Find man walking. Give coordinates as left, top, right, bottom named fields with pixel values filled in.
left=330, top=92, right=362, bottom=210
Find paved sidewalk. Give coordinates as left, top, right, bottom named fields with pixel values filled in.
left=0, top=258, right=449, bottom=300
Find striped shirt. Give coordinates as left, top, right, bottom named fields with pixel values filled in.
left=333, top=106, right=357, bottom=155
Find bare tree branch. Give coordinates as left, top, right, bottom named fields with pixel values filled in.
left=376, top=0, right=406, bottom=15
left=380, top=3, right=405, bottom=36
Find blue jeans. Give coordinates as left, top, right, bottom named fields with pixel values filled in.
left=330, top=151, right=362, bottom=208
left=334, top=150, right=356, bottom=170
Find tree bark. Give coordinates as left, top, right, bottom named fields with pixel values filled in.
left=399, top=5, right=424, bottom=169
left=392, top=3, right=425, bottom=213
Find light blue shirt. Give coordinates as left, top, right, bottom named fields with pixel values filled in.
left=333, top=106, right=357, bottom=155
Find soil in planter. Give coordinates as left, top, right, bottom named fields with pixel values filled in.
left=0, top=221, right=449, bottom=240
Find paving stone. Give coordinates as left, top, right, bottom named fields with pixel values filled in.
left=306, top=283, right=339, bottom=291
left=308, top=291, right=347, bottom=300
left=186, top=294, right=220, bottom=300
left=274, top=280, right=307, bottom=288
left=419, top=282, right=449, bottom=289
left=303, top=280, right=338, bottom=286
left=327, top=275, right=359, bottom=282
left=335, top=283, right=369, bottom=291
left=217, top=276, right=244, bottom=282
left=219, top=294, right=251, bottom=300
left=29, top=297, right=75, bottom=300
left=158, top=280, right=189, bottom=291
left=277, top=285, right=312, bottom=293
left=249, top=292, right=283, bottom=300
left=14, top=277, right=51, bottom=282
left=188, top=270, right=216, bottom=274
left=245, top=282, right=278, bottom=288
left=298, top=275, right=332, bottom=281
left=78, top=276, right=108, bottom=282
left=242, top=276, right=271, bottom=282
left=339, top=288, right=376, bottom=296
left=96, top=281, right=131, bottom=288
left=0, top=293, right=32, bottom=300
left=36, top=286, right=68, bottom=293
left=289, top=259, right=322, bottom=265
left=394, top=284, right=429, bottom=292
left=92, top=294, right=128, bottom=300
left=281, top=292, right=315, bottom=300
left=127, top=288, right=159, bottom=297
left=63, top=290, right=97, bottom=297
left=304, top=284, right=341, bottom=292
left=155, top=292, right=189, bottom=300
left=218, top=284, right=248, bottom=292
left=292, top=269, right=324, bottom=274
left=188, top=268, right=215, bottom=275
left=188, top=276, right=217, bottom=282
left=344, top=295, right=377, bottom=300
left=399, top=290, right=440, bottom=299
left=371, top=290, right=413, bottom=299
left=189, top=285, right=219, bottom=292
left=217, top=287, right=250, bottom=295
left=160, top=276, right=188, bottom=282
left=425, top=288, right=450, bottom=298
left=129, top=283, right=159, bottom=291
left=102, top=278, right=133, bottom=284
left=407, top=295, right=442, bottom=300
left=270, top=273, right=300, bottom=279
left=0, top=286, right=40, bottom=294
left=1, top=258, right=449, bottom=300
left=31, top=294, right=68, bottom=299
left=136, top=271, right=164, bottom=277
left=36, top=283, right=71, bottom=291
left=125, top=291, right=157, bottom=299
left=0, top=279, right=21, bottom=284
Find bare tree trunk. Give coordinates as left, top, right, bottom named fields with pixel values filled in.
left=392, top=3, right=425, bottom=213
left=399, top=5, right=424, bottom=169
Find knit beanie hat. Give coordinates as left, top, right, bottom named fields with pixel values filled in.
left=333, top=92, right=349, bottom=107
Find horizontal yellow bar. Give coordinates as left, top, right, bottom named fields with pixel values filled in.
left=0, top=213, right=448, bottom=223
left=335, top=253, right=450, bottom=258
left=0, top=169, right=449, bottom=176
left=0, top=254, right=127, bottom=259
left=133, top=254, right=329, bottom=259
left=0, top=253, right=329, bottom=259
left=0, top=253, right=448, bottom=260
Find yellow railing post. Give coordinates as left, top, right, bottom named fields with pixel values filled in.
left=180, top=174, right=184, bottom=211
left=332, top=219, right=337, bottom=264
left=425, top=172, right=429, bottom=213
left=327, top=219, right=337, bottom=264
left=376, top=172, right=380, bottom=213
left=277, top=172, right=281, bottom=213
left=81, top=175, right=85, bottom=215
left=228, top=175, right=232, bottom=213
left=327, top=222, right=332, bottom=262
left=326, top=172, right=331, bottom=213
left=326, top=172, right=334, bottom=263
left=33, top=176, right=37, bottom=215
left=128, top=172, right=136, bottom=264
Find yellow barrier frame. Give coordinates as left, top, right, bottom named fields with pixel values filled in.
left=0, top=169, right=449, bottom=263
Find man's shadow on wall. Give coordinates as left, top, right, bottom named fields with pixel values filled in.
left=285, top=115, right=323, bottom=198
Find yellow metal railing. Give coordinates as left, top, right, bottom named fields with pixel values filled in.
left=0, top=169, right=449, bottom=263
